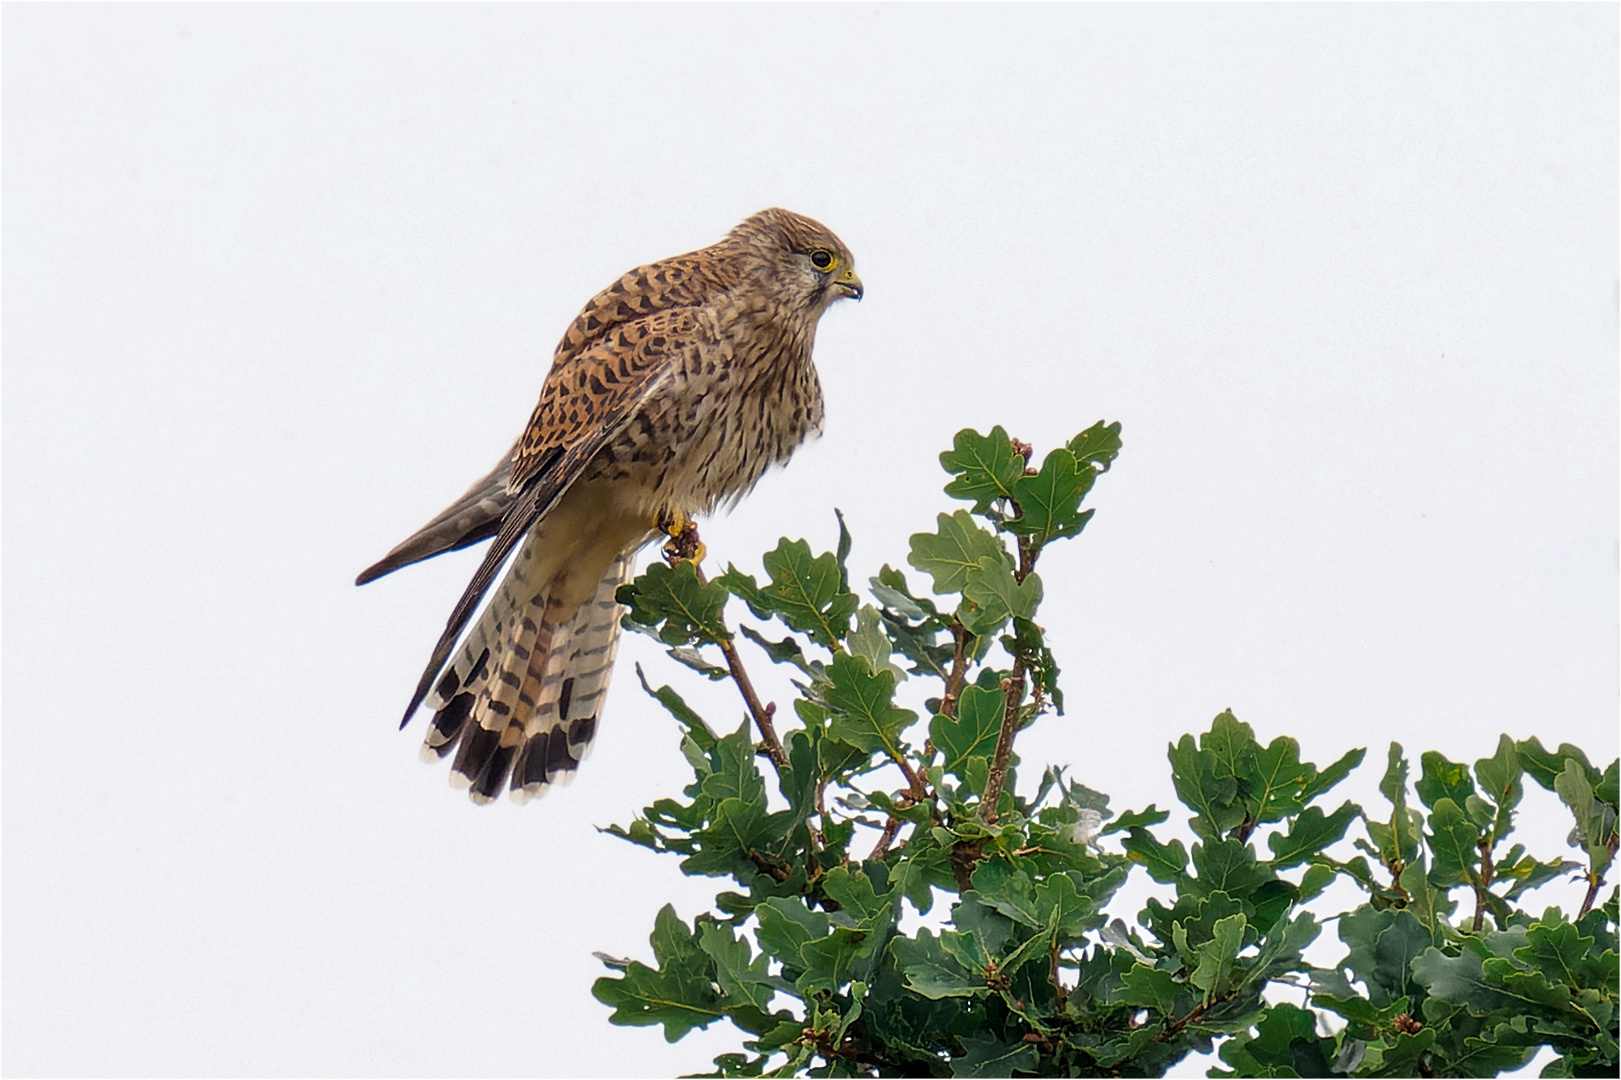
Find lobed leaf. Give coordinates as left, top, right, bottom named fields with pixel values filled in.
left=889, top=929, right=985, bottom=999
left=592, top=905, right=728, bottom=1042
left=619, top=561, right=731, bottom=645
left=952, top=1034, right=1039, bottom=1077
left=1416, top=750, right=1478, bottom=811
left=929, top=684, right=1005, bottom=793
left=823, top=652, right=916, bottom=762
left=720, top=537, right=858, bottom=649
left=939, top=425, right=1024, bottom=512
left=1005, top=447, right=1094, bottom=545
left=908, top=511, right=1008, bottom=596
left=1266, top=801, right=1360, bottom=869
left=960, top=556, right=1041, bottom=636
left=1067, top=420, right=1123, bottom=472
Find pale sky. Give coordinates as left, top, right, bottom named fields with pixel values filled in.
left=4, top=4, right=1616, bottom=1077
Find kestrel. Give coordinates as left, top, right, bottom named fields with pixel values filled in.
left=358, top=209, right=862, bottom=804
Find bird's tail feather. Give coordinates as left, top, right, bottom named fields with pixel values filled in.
left=418, top=536, right=633, bottom=805
left=448, top=582, right=554, bottom=803
left=418, top=528, right=552, bottom=756
left=510, top=552, right=632, bottom=803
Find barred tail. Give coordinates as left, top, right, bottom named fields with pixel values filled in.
left=509, top=552, right=633, bottom=803
left=416, top=534, right=632, bottom=805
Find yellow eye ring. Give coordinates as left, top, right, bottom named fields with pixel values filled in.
left=810, top=250, right=838, bottom=272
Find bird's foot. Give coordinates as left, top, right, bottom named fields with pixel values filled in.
left=658, top=507, right=706, bottom=566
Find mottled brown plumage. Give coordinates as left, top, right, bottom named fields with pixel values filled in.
left=358, top=208, right=861, bottom=803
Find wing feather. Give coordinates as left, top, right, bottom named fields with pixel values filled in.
left=509, top=256, right=736, bottom=491
left=397, top=356, right=676, bottom=725
left=355, top=438, right=520, bottom=585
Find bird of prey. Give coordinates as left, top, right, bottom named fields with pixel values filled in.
left=357, top=208, right=862, bottom=805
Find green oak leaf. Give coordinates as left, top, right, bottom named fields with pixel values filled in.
left=1067, top=420, right=1123, bottom=472
left=1474, top=734, right=1523, bottom=811
left=1119, top=964, right=1182, bottom=1015
left=1103, top=805, right=1170, bottom=835
left=929, top=683, right=1005, bottom=792
left=1374, top=743, right=1424, bottom=865
left=1239, top=1001, right=1333, bottom=1075
left=952, top=895, right=1016, bottom=964
left=1556, top=758, right=1617, bottom=869
left=634, top=664, right=717, bottom=748
left=1203, top=711, right=1260, bottom=784
left=1399, top=857, right=1454, bottom=941
left=1191, top=837, right=1272, bottom=899
left=1034, top=869, right=1103, bottom=939
left=820, top=865, right=895, bottom=926
left=1514, top=917, right=1592, bottom=987
left=960, top=555, right=1041, bottom=635
left=698, top=922, right=776, bottom=1012
left=952, top=1034, right=1039, bottom=1078
left=1190, top=913, right=1247, bottom=999
left=720, top=537, right=857, bottom=648
left=939, top=425, right=1024, bottom=512
left=1169, top=731, right=1247, bottom=842
left=618, top=560, right=730, bottom=645
left=1416, top=750, right=1478, bottom=811
left=1426, top=791, right=1484, bottom=882
left=1298, top=746, right=1367, bottom=805
left=1340, top=907, right=1432, bottom=1006
left=1123, top=827, right=1190, bottom=884
left=968, top=860, right=1043, bottom=928
left=869, top=564, right=938, bottom=620
left=1297, top=862, right=1337, bottom=902
left=592, top=905, right=726, bottom=1041
left=699, top=720, right=767, bottom=807
left=1006, top=446, right=1094, bottom=545
left=1413, top=946, right=1575, bottom=1017
left=823, top=652, right=916, bottom=761
left=890, top=929, right=985, bottom=999
left=1518, top=737, right=1602, bottom=792
left=847, top=603, right=905, bottom=682
left=908, top=511, right=1008, bottom=596
left=754, top=898, right=829, bottom=976
left=1266, top=802, right=1359, bottom=869
left=667, top=645, right=729, bottom=680
left=737, top=624, right=817, bottom=677
left=1247, top=734, right=1315, bottom=825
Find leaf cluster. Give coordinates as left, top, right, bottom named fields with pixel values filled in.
left=592, top=424, right=1617, bottom=1078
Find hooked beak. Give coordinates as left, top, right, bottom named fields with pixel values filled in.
left=836, top=265, right=864, bottom=301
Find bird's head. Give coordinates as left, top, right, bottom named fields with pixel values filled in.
left=729, top=208, right=863, bottom=315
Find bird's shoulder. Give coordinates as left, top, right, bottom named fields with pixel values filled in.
left=553, top=247, right=741, bottom=365
left=509, top=248, right=739, bottom=492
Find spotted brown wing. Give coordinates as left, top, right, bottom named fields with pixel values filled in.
left=398, top=308, right=700, bottom=724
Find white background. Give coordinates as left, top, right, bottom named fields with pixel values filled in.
left=4, top=4, right=1615, bottom=1076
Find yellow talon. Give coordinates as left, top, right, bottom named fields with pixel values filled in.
left=657, top=505, right=690, bottom=537
left=658, top=507, right=704, bottom=566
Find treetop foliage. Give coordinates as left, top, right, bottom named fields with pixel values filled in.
left=595, top=423, right=1618, bottom=1077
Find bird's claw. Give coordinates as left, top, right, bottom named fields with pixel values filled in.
left=658, top=508, right=705, bottom=566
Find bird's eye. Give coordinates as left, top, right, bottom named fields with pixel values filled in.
left=810, top=250, right=837, bottom=272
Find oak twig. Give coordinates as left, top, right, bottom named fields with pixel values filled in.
left=973, top=471, right=1045, bottom=825
left=668, top=521, right=791, bottom=771
left=1157, top=1001, right=1211, bottom=1042
left=1471, top=835, right=1495, bottom=932
left=868, top=817, right=904, bottom=861
left=716, top=631, right=789, bottom=769
left=939, top=619, right=973, bottom=721
left=1579, top=833, right=1616, bottom=917
left=979, top=660, right=1028, bottom=823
